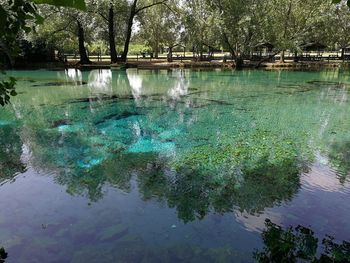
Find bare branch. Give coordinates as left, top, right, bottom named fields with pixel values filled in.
left=98, top=12, right=108, bottom=22
left=135, top=0, right=168, bottom=15
left=51, top=19, right=74, bottom=35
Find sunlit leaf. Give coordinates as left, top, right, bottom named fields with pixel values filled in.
left=32, top=0, right=86, bottom=11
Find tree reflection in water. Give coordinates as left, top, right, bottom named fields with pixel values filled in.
left=32, top=128, right=308, bottom=222
left=0, top=124, right=26, bottom=180
left=1, top=70, right=350, bottom=262
left=0, top=69, right=314, bottom=221
left=255, top=219, right=350, bottom=263
left=4, top=69, right=350, bottom=224
left=327, top=141, right=350, bottom=184
left=0, top=247, right=7, bottom=263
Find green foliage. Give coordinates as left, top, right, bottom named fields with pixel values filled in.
left=125, top=44, right=152, bottom=55
left=0, top=75, right=17, bottom=106
left=0, top=0, right=86, bottom=106
left=33, top=0, right=86, bottom=10
left=175, top=130, right=308, bottom=175
left=88, top=40, right=108, bottom=55
left=137, top=1, right=182, bottom=55
left=333, top=0, right=350, bottom=8
left=167, top=130, right=309, bottom=220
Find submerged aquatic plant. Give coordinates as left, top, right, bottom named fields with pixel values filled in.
left=169, top=129, right=313, bottom=219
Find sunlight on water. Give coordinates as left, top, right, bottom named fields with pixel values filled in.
left=0, top=69, right=350, bottom=262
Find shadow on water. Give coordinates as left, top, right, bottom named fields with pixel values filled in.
left=255, top=219, right=350, bottom=263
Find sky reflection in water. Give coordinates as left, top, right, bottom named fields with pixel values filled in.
left=0, top=69, right=350, bottom=262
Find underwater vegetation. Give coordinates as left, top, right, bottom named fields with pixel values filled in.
left=1, top=70, right=350, bottom=218
left=1, top=69, right=350, bottom=263
left=24, top=125, right=312, bottom=222
left=166, top=129, right=311, bottom=221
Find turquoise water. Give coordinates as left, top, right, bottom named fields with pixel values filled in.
left=0, top=68, right=350, bottom=262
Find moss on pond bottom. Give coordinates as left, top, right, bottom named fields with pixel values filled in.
left=169, top=130, right=311, bottom=218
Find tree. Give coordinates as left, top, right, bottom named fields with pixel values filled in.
left=120, top=0, right=168, bottom=62
left=326, top=2, right=350, bottom=60
left=0, top=0, right=87, bottom=106
left=181, top=0, right=221, bottom=61
left=264, top=0, right=329, bottom=62
left=76, top=18, right=91, bottom=64
left=88, top=0, right=129, bottom=63
left=209, top=0, right=267, bottom=66
left=137, top=1, right=181, bottom=58
left=39, top=7, right=93, bottom=64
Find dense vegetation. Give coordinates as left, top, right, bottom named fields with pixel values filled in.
left=1, top=0, right=350, bottom=65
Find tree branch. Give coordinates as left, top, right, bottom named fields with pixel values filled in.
left=135, top=0, right=167, bottom=15
left=98, top=12, right=108, bottom=22
left=51, top=19, right=74, bottom=35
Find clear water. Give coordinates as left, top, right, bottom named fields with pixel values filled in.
left=0, top=68, right=350, bottom=262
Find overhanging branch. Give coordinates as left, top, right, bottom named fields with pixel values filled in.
left=135, top=0, right=168, bottom=15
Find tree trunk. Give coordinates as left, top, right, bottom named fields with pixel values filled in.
left=280, top=50, right=285, bottom=63
left=235, top=56, right=244, bottom=69
left=121, top=0, right=137, bottom=62
left=77, top=20, right=91, bottom=64
left=167, top=47, right=173, bottom=62
left=109, top=5, right=118, bottom=63
left=223, top=32, right=236, bottom=60
left=341, top=48, right=345, bottom=62
left=155, top=41, right=159, bottom=58
left=294, top=50, right=298, bottom=62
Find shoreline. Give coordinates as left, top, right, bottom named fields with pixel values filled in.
left=5, top=60, right=350, bottom=71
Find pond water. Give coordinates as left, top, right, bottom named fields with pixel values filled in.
left=0, top=68, right=350, bottom=262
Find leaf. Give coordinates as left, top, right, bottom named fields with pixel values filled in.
left=32, top=0, right=86, bottom=11
left=0, top=6, right=7, bottom=34
left=35, top=14, right=44, bottom=24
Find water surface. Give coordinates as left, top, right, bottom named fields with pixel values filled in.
left=0, top=69, right=350, bottom=262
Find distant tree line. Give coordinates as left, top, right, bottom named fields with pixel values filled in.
left=1, top=0, right=350, bottom=66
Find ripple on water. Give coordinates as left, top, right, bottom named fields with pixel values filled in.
left=301, top=162, right=350, bottom=195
